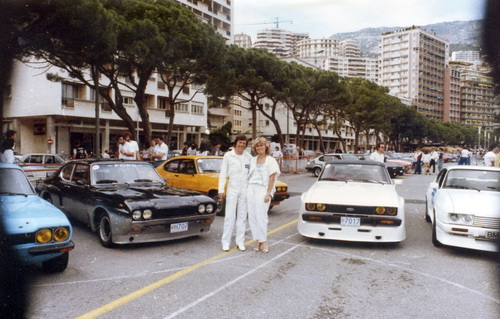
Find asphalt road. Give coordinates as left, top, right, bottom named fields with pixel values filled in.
left=26, top=169, right=500, bottom=319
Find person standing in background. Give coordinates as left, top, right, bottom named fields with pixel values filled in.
left=414, top=149, right=423, bottom=174
left=152, top=136, right=169, bottom=161
left=123, top=131, right=140, bottom=160
left=72, top=140, right=88, bottom=159
left=429, top=148, right=439, bottom=173
left=118, top=135, right=136, bottom=160
left=369, top=142, right=385, bottom=163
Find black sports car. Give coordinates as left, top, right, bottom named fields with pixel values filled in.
left=37, top=160, right=215, bottom=248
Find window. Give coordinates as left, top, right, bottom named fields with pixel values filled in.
left=157, top=97, right=169, bottom=110
left=182, top=86, right=190, bottom=94
left=157, top=82, right=166, bottom=90
left=191, top=104, right=203, bottom=114
left=163, top=160, right=181, bottom=173
left=265, top=120, right=270, bottom=126
left=123, top=96, right=134, bottom=106
left=62, top=83, right=78, bottom=107
left=175, top=103, right=189, bottom=112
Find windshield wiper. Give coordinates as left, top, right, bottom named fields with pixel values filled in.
left=446, top=185, right=480, bottom=191
left=96, top=179, right=118, bottom=184
left=350, top=179, right=385, bottom=184
left=134, top=179, right=153, bottom=182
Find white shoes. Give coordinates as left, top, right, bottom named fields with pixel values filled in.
left=222, top=245, right=230, bottom=252
left=237, top=244, right=246, bottom=251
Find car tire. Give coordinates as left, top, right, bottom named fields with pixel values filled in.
left=313, top=167, right=322, bottom=177
left=98, top=214, right=114, bottom=248
left=42, top=252, right=69, bottom=273
left=43, top=194, right=53, bottom=204
left=424, top=200, right=431, bottom=223
left=213, top=194, right=226, bottom=217
left=432, top=212, right=443, bottom=248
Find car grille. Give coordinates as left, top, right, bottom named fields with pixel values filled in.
left=474, top=216, right=500, bottom=229
left=323, top=205, right=381, bottom=215
left=9, top=232, right=35, bottom=245
left=154, top=206, right=200, bottom=219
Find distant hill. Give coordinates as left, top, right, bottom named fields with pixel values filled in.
left=330, top=20, right=483, bottom=57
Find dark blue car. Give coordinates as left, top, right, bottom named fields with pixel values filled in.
left=0, top=163, right=74, bottom=273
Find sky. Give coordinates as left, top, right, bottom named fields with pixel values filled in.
left=233, top=0, right=486, bottom=40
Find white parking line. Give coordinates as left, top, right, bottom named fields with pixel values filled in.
left=164, top=237, right=306, bottom=319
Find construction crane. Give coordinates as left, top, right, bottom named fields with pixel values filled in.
left=238, top=17, right=293, bottom=28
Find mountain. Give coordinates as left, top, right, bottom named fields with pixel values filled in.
left=330, top=20, right=483, bottom=57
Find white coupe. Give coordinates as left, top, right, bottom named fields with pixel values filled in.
left=425, top=166, right=500, bottom=252
left=298, top=161, right=405, bottom=243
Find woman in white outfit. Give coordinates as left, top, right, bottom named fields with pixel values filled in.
left=247, top=137, right=280, bottom=253
left=218, top=135, right=252, bottom=252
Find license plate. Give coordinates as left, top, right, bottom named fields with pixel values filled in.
left=341, top=217, right=360, bottom=227
left=486, top=231, right=499, bottom=240
left=170, top=222, right=188, bottom=233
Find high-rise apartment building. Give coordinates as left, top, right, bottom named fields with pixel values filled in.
left=451, top=51, right=481, bottom=63
left=380, top=27, right=449, bottom=120
left=234, top=33, right=252, bottom=49
left=253, top=28, right=309, bottom=57
left=323, top=56, right=379, bottom=83
left=175, top=0, right=233, bottom=42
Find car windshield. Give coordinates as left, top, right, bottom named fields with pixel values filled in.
left=444, top=169, right=500, bottom=192
left=90, top=163, right=164, bottom=185
left=0, top=168, right=35, bottom=195
left=319, top=163, right=391, bottom=184
left=196, top=158, right=222, bottom=173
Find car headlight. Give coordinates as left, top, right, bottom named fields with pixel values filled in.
left=305, top=203, right=327, bottom=211
left=132, top=210, right=142, bottom=220
left=448, top=213, right=474, bottom=225
left=375, top=206, right=397, bottom=215
left=36, top=229, right=52, bottom=244
left=198, top=204, right=206, bottom=214
left=53, top=227, right=69, bottom=242
left=206, top=204, right=214, bottom=214
left=143, top=209, right=153, bottom=220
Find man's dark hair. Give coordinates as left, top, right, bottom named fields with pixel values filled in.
left=376, top=142, right=385, bottom=150
left=123, top=131, right=132, bottom=139
left=5, top=130, right=16, bottom=138
left=489, top=143, right=499, bottom=151
left=233, top=134, right=248, bottom=147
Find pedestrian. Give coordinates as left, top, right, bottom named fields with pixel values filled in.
left=272, top=146, right=282, bottom=159
left=247, top=137, right=280, bottom=254
left=218, top=134, right=252, bottom=252
left=151, top=136, right=169, bottom=161
left=369, top=142, right=385, bottom=163
left=0, top=138, right=15, bottom=164
left=123, top=131, right=140, bottom=160
left=459, top=147, right=471, bottom=165
left=187, top=143, right=198, bottom=155
left=484, top=143, right=499, bottom=167
left=181, top=142, right=190, bottom=156
left=211, top=143, right=222, bottom=156
left=72, top=140, right=88, bottom=159
left=430, top=148, right=439, bottom=173
left=117, top=135, right=136, bottom=160
left=437, top=149, right=444, bottom=172
left=422, top=150, right=431, bottom=175
left=197, top=144, right=209, bottom=156
left=414, top=149, right=422, bottom=174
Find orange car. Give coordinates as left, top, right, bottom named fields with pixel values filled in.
left=155, top=155, right=289, bottom=215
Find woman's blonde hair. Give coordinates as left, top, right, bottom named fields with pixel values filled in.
left=252, top=137, right=270, bottom=155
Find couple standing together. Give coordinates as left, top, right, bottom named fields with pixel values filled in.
left=218, top=135, right=280, bottom=254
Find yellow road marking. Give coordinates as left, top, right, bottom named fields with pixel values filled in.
left=76, top=219, right=298, bottom=319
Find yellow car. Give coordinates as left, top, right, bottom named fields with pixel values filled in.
left=155, top=155, right=290, bottom=215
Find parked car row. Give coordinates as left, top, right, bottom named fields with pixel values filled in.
left=299, top=158, right=500, bottom=252
left=304, top=153, right=411, bottom=178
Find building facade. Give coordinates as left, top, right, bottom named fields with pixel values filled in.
left=175, top=0, right=233, bottom=42
left=253, top=28, right=309, bottom=58
left=234, top=33, right=252, bottom=49
left=323, top=56, right=379, bottom=83
left=380, top=27, right=449, bottom=120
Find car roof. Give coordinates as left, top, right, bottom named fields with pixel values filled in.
left=166, top=155, right=223, bottom=160
left=68, top=159, right=154, bottom=165
left=0, top=163, right=23, bottom=169
left=446, top=165, right=500, bottom=172
left=323, top=159, right=385, bottom=166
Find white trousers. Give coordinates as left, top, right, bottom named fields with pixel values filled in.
left=247, top=183, right=270, bottom=243
left=221, top=183, right=247, bottom=247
